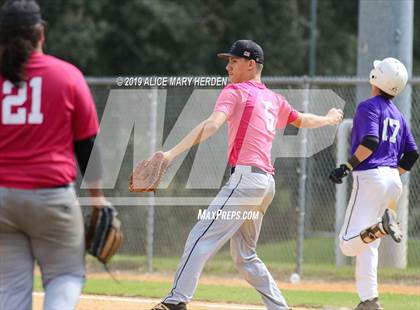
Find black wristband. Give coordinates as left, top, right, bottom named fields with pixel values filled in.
left=398, top=150, right=419, bottom=171
left=346, top=155, right=361, bottom=170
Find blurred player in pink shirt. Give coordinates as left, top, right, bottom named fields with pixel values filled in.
left=0, top=1, right=109, bottom=309
left=152, top=40, right=343, bottom=310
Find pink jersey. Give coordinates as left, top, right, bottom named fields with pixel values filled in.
left=214, top=80, right=298, bottom=174
left=0, top=52, right=99, bottom=189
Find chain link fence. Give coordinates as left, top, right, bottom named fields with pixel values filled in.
left=82, top=77, right=420, bottom=284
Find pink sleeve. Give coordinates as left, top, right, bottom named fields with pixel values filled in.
left=287, top=109, right=299, bottom=124
left=213, top=85, right=242, bottom=119
left=72, top=71, right=99, bottom=141
left=276, top=95, right=299, bottom=129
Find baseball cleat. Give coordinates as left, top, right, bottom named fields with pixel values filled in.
left=381, top=208, right=403, bottom=243
left=151, top=302, right=187, bottom=310
left=354, top=297, right=383, bottom=310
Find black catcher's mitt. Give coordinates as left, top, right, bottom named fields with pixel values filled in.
left=85, top=204, right=123, bottom=264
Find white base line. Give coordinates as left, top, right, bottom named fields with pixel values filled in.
left=33, top=292, right=265, bottom=310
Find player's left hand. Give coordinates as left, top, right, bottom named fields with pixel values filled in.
left=326, top=108, right=344, bottom=125
left=162, top=150, right=175, bottom=164
left=128, top=151, right=170, bottom=192
left=329, top=164, right=351, bottom=184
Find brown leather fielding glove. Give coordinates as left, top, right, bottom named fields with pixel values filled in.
left=128, top=151, right=170, bottom=192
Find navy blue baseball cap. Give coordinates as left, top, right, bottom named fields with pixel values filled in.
left=0, top=0, right=42, bottom=27
left=218, top=40, right=264, bottom=64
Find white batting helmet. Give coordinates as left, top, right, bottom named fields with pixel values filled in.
left=369, top=57, right=408, bottom=97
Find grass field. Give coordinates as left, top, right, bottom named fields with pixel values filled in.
left=100, top=237, right=420, bottom=283
left=33, top=237, right=419, bottom=309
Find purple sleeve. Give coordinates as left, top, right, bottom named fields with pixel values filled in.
left=354, top=103, right=380, bottom=139
left=404, top=125, right=418, bottom=153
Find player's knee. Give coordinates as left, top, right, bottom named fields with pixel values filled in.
left=230, top=247, right=257, bottom=266
left=339, top=239, right=357, bottom=257
left=44, top=274, right=84, bottom=290
left=42, top=265, right=85, bottom=288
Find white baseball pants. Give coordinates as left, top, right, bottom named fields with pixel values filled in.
left=339, top=167, right=402, bottom=301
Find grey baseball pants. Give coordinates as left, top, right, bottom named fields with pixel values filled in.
left=163, top=165, right=289, bottom=310
left=0, top=186, right=85, bottom=310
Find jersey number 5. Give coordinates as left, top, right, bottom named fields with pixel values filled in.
left=382, top=117, right=400, bottom=143
left=2, top=77, right=43, bottom=125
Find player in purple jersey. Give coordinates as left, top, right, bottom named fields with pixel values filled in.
left=329, top=58, right=418, bottom=310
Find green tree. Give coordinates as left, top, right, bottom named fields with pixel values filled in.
left=35, top=0, right=420, bottom=76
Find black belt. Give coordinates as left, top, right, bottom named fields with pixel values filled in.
left=52, top=183, right=71, bottom=189
left=230, top=166, right=267, bottom=175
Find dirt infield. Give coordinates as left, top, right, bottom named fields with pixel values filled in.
left=32, top=273, right=419, bottom=310
left=33, top=293, right=320, bottom=310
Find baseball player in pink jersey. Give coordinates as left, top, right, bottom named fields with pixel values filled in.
left=0, top=1, right=108, bottom=309
left=151, top=40, right=343, bottom=310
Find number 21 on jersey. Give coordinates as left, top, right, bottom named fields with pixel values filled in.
left=2, top=77, right=43, bottom=125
